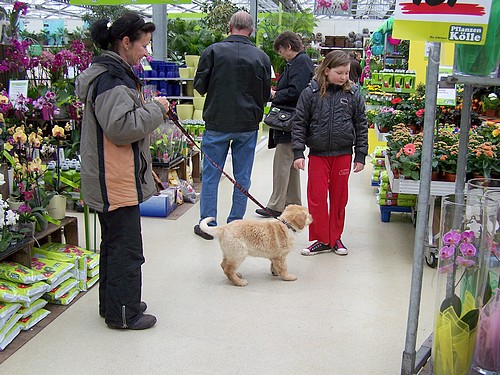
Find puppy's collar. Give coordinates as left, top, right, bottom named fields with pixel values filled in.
left=278, top=218, right=296, bottom=233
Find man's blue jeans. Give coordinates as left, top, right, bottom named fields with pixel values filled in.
left=199, top=130, right=257, bottom=226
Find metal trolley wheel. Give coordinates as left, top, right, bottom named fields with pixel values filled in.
left=425, top=247, right=438, bottom=268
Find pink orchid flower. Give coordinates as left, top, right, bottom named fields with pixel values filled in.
left=461, top=230, right=475, bottom=243
left=456, top=256, right=475, bottom=268
left=438, top=263, right=455, bottom=274
left=439, top=245, right=455, bottom=259
left=443, top=230, right=461, bottom=245
left=459, top=242, right=477, bottom=257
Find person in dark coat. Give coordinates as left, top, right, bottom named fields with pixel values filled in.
left=348, top=51, right=362, bottom=84
left=193, top=11, right=272, bottom=240
left=255, top=31, right=314, bottom=218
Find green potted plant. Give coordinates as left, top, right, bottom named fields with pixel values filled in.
left=482, top=92, right=500, bottom=118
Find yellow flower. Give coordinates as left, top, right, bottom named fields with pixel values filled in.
left=64, top=122, right=71, bottom=132
left=492, top=127, right=500, bottom=137
left=52, top=125, right=65, bottom=138
left=13, top=128, right=27, bottom=144
left=28, top=132, right=42, bottom=148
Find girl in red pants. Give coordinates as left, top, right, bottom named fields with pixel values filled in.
left=292, top=50, right=368, bottom=256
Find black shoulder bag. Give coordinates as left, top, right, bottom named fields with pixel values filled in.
left=263, top=105, right=296, bottom=132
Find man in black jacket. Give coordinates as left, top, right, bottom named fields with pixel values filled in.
left=193, top=11, right=272, bottom=240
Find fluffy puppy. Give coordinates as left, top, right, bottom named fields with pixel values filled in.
left=200, top=205, right=312, bottom=287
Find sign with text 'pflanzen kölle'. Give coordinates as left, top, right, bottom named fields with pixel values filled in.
left=70, top=0, right=191, bottom=5
left=392, top=0, right=493, bottom=45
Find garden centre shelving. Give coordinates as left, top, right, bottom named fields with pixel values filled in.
left=0, top=217, right=79, bottom=268
left=401, top=40, right=500, bottom=373
left=143, top=77, right=195, bottom=101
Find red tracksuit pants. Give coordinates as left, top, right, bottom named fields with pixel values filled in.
left=307, top=154, right=352, bottom=245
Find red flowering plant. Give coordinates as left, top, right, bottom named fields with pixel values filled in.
left=390, top=94, right=426, bottom=131
left=386, top=123, right=423, bottom=179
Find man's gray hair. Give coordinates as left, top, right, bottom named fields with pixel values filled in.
left=229, top=11, right=253, bottom=31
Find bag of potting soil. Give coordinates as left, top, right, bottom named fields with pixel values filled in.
left=30, top=257, right=74, bottom=285
left=0, top=302, right=21, bottom=321
left=44, top=287, right=79, bottom=306
left=0, top=280, right=49, bottom=304
left=0, top=322, right=22, bottom=351
left=0, top=313, right=21, bottom=343
left=18, top=298, right=48, bottom=319
left=21, top=290, right=46, bottom=308
left=32, top=247, right=81, bottom=275
left=87, top=266, right=99, bottom=278
left=44, top=278, right=78, bottom=300
left=18, top=308, right=50, bottom=330
left=0, top=261, right=47, bottom=284
left=87, top=275, right=99, bottom=289
left=40, top=243, right=99, bottom=270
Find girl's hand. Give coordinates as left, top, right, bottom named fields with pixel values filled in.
left=353, top=162, right=364, bottom=173
left=294, top=158, right=305, bottom=170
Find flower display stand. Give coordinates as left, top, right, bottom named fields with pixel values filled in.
left=0, top=217, right=78, bottom=268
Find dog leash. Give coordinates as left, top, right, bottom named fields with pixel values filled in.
left=167, top=110, right=296, bottom=233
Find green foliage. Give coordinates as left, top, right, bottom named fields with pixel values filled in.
left=200, top=0, right=243, bottom=35
left=167, top=18, right=225, bottom=62
left=80, top=5, right=128, bottom=25
left=256, top=12, right=317, bottom=73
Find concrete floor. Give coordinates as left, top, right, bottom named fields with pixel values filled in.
left=1, top=141, right=438, bottom=375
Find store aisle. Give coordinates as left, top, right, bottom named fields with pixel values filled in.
left=1, top=145, right=439, bottom=375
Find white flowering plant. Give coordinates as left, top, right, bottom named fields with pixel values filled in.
left=0, top=197, right=23, bottom=252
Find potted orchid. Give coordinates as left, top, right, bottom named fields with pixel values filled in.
left=431, top=194, right=498, bottom=375
left=0, top=197, right=23, bottom=252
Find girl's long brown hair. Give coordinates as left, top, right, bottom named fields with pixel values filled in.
left=315, top=50, right=352, bottom=97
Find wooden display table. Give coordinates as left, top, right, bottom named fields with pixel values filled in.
left=0, top=216, right=78, bottom=268
left=153, top=150, right=201, bottom=184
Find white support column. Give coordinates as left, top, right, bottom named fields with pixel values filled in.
left=152, top=4, right=167, bottom=61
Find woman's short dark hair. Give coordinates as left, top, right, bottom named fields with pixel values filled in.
left=90, top=11, right=156, bottom=51
left=273, top=31, right=304, bottom=53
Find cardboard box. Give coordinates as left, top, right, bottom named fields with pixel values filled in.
left=139, top=193, right=177, bottom=217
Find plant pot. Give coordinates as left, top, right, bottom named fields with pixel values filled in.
left=47, top=195, right=66, bottom=220
left=18, top=221, right=35, bottom=238
left=7, top=197, right=23, bottom=212
left=484, top=108, right=497, bottom=118
left=442, top=172, right=456, bottom=182
left=431, top=170, right=442, bottom=181
left=431, top=194, right=498, bottom=375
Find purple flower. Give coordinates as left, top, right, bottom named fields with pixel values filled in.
left=461, top=230, right=475, bottom=243
left=443, top=230, right=461, bottom=245
left=18, top=204, right=31, bottom=214
left=438, top=263, right=455, bottom=274
left=456, top=256, right=475, bottom=268
left=459, top=242, right=477, bottom=257
left=439, top=245, right=455, bottom=259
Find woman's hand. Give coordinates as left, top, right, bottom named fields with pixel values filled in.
left=154, top=96, right=170, bottom=113
left=353, top=162, right=364, bottom=173
left=270, top=89, right=276, bottom=100
left=294, top=158, right=305, bottom=171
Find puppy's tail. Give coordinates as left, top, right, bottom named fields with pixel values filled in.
left=199, top=217, right=220, bottom=238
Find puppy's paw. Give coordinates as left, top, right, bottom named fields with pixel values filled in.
left=281, top=274, right=297, bottom=281
left=236, top=272, right=243, bottom=278
left=270, top=266, right=278, bottom=276
left=233, top=278, right=248, bottom=287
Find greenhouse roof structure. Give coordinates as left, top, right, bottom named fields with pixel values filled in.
left=0, top=0, right=395, bottom=22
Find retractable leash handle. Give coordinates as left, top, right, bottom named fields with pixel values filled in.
left=166, top=110, right=296, bottom=232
